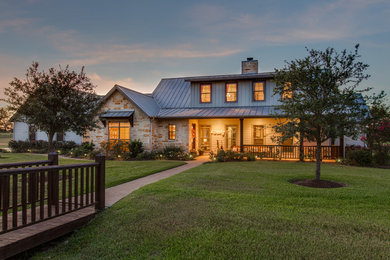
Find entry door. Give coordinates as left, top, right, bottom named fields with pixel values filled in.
left=200, top=126, right=211, bottom=151
left=225, top=125, right=237, bottom=150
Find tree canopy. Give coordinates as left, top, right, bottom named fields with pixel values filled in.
left=273, top=45, right=370, bottom=180
left=4, top=62, right=102, bottom=151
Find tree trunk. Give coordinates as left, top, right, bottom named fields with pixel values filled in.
left=48, top=131, right=55, bottom=153
left=299, top=132, right=304, bottom=162
left=315, top=139, right=322, bottom=181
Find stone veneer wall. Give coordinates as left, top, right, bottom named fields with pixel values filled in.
left=151, top=119, right=189, bottom=152
left=85, top=90, right=152, bottom=150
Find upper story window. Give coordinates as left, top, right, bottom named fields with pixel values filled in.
left=282, top=82, right=293, bottom=100
left=168, top=124, right=176, bottom=140
left=253, top=81, right=265, bottom=101
left=225, top=83, right=237, bottom=102
left=109, top=121, right=130, bottom=141
left=200, top=84, right=211, bottom=103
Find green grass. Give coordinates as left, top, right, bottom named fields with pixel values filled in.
left=31, top=161, right=390, bottom=259
left=0, top=153, right=185, bottom=188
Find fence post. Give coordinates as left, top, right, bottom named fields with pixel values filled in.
left=48, top=153, right=59, bottom=208
left=95, top=154, right=106, bottom=210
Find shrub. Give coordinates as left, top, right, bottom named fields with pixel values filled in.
left=346, top=149, right=374, bottom=167
left=8, top=140, right=80, bottom=153
left=136, top=151, right=155, bottom=160
left=246, top=153, right=257, bottom=161
left=128, top=139, right=144, bottom=158
left=101, top=140, right=129, bottom=159
left=70, top=142, right=95, bottom=158
left=373, top=151, right=390, bottom=166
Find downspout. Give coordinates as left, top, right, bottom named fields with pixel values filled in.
left=149, top=117, right=154, bottom=152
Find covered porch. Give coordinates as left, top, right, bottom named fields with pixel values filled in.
left=188, top=117, right=342, bottom=160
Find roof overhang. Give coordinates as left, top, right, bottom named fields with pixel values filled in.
left=184, top=72, right=274, bottom=83
left=99, top=109, right=134, bottom=127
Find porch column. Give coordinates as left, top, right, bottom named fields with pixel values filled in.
left=240, top=118, right=244, bottom=152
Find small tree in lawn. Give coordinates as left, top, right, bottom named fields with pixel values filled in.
left=273, top=45, right=370, bottom=181
left=4, top=62, right=102, bottom=152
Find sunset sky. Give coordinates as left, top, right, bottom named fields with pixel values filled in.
left=0, top=0, right=389, bottom=101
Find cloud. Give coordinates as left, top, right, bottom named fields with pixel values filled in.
left=61, top=44, right=242, bottom=66
left=88, top=73, right=152, bottom=95
left=0, top=18, right=36, bottom=33
left=187, top=0, right=390, bottom=45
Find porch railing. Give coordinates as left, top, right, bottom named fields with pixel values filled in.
left=0, top=153, right=105, bottom=234
left=241, top=145, right=341, bottom=160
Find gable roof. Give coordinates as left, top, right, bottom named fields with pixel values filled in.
left=103, top=85, right=160, bottom=117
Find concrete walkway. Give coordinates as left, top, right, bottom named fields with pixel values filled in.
left=105, top=156, right=208, bottom=207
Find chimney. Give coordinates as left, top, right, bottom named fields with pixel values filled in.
left=241, top=57, right=258, bottom=74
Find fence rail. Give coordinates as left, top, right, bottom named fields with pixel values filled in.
left=0, top=153, right=105, bottom=234
left=242, top=145, right=341, bottom=160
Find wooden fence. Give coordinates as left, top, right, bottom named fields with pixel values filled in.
left=0, top=153, right=105, bottom=234
left=242, top=145, right=341, bottom=160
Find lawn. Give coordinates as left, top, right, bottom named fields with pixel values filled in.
left=0, top=153, right=185, bottom=188
left=31, top=161, right=390, bottom=259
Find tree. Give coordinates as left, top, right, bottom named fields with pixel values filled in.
left=273, top=45, right=370, bottom=181
left=0, top=107, right=12, bottom=132
left=363, top=91, right=390, bottom=164
left=4, top=62, right=103, bottom=151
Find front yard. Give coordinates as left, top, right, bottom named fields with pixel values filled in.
left=30, top=161, right=390, bottom=259
left=0, top=153, right=185, bottom=188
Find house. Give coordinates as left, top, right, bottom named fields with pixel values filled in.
left=12, top=58, right=365, bottom=159
left=85, top=58, right=364, bottom=159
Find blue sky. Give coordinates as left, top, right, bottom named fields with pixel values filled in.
left=0, top=0, right=389, bottom=99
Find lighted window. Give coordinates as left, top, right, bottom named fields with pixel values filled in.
left=168, top=124, right=176, bottom=140
left=253, top=125, right=264, bottom=145
left=200, top=84, right=211, bottom=103
left=225, top=83, right=237, bottom=102
left=108, top=121, right=130, bottom=141
left=253, top=81, right=265, bottom=101
left=282, top=82, right=293, bottom=99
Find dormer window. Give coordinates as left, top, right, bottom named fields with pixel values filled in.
left=253, top=81, right=265, bottom=101
left=225, top=83, right=237, bottom=102
left=200, top=84, right=211, bottom=103
left=283, top=82, right=293, bottom=99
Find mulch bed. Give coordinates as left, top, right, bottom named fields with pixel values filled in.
left=290, top=179, right=346, bottom=188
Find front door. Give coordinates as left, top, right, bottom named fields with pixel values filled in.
left=225, top=125, right=237, bottom=150
left=199, top=126, right=211, bottom=151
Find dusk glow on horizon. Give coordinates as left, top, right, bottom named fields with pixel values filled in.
left=0, top=0, right=389, bottom=101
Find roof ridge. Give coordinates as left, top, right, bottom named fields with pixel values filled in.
left=115, top=84, right=153, bottom=98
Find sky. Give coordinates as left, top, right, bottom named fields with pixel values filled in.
left=0, top=0, right=389, bottom=102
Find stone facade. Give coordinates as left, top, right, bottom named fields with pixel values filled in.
left=151, top=119, right=189, bottom=151
left=86, top=90, right=152, bottom=150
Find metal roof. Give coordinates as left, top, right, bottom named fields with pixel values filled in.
left=100, top=109, right=134, bottom=118
left=113, top=85, right=161, bottom=117
left=184, top=72, right=274, bottom=82
left=156, top=106, right=277, bottom=118
left=152, top=78, right=191, bottom=108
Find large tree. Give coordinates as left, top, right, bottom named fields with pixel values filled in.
left=363, top=91, right=390, bottom=163
left=4, top=62, right=102, bottom=151
left=273, top=45, right=370, bottom=180
left=0, top=107, right=12, bottom=132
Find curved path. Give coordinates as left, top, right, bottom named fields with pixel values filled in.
left=105, top=156, right=208, bottom=207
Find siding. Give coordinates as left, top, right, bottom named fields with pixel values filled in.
left=190, top=80, right=281, bottom=107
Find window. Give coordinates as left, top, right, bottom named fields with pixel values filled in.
left=253, top=81, right=265, bottom=101
left=29, top=125, right=36, bottom=141
left=168, top=124, right=176, bottom=140
left=108, top=121, right=130, bottom=141
left=253, top=125, right=264, bottom=145
left=225, top=83, right=237, bottom=102
left=200, top=84, right=211, bottom=103
left=282, top=82, right=293, bottom=99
